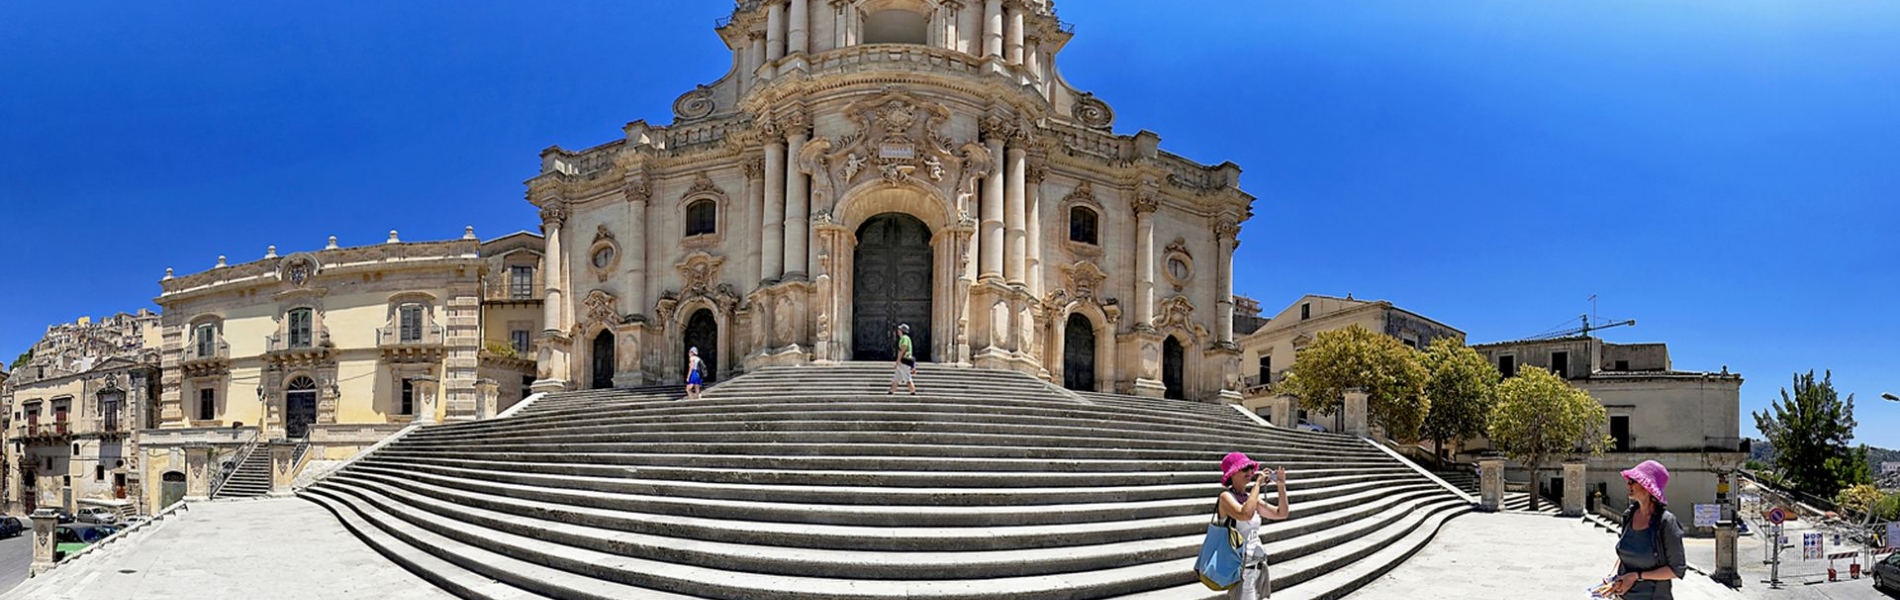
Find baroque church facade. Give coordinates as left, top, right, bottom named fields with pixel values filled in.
left=528, top=0, right=1254, bottom=400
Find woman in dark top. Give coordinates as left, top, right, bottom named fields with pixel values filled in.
left=1609, top=460, right=1687, bottom=599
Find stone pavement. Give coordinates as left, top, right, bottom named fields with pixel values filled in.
left=1352, top=511, right=1742, bottom=600
left=0, top=498, right=451, bottom=600
left=0, top=529, right=30, bottom=594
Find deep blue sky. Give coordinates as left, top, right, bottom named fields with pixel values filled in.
left=3, top=2, right=1895, bottom=448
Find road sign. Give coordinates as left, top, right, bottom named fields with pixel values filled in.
left=1766, top=507, right=1787, bottom=525
left=1803, top=532, right=1823, bottom=560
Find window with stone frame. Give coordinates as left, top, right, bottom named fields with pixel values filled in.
left=194, top=323, right=218, bottom=358
left=510, top=328, right=532, bottom=355
left=510, top=265, right=534, bottom=299
left=198, top=388, right=215, bottom=421
left=399, top=304, right=425, bottom=342
left=1068, top=206, right=1099, bottom=245
left=686, top=199, right=718, bottom=237
left=288, top=308, right=314, bottom=348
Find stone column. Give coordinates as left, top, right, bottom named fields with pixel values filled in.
left=1479, top=457, right=1504, bottom=512
left=789, top=0, right=808, bottom=56
left=1562, top=460, right=1586, bottom=517
left=1025, top=165, right=1042, bottom=298
left=183, top=443, right=211, bottom=500
left=533, top=199, right=570, bottom=392
left=1712, top=471, right=1741, bottom=587
left=1004, top=146, right=1027, bottom=285
left=411, top=376, right=439, bottom=425
left=474, top=378, right=499, bottom=420
left=1005, top=2, right=1024, bottom=64
left=624, top=178, right=649, bottom=318
left=269, top=440, right=295, bottom=496
left=983, top=0, right=1004, bottom=58
left=744, top=161, right=765, bottom=289
left=29, top=509, right=58, bottom=574
left=747, top=33, right=766, bottom=86
left=766, top=1, right=785, bottom=63
left=1268, top=395, right=1294, bottom=429
left=763, top=133, right=787, bottom=282
left=784, top=127, right=811, bottom=280
left=1343, top=388, right=1369, bottom=438
left=1132, top=191, right=1157, bottom=326
left=1213, top=218, right=1239, bottom=344
left=980, top=136, right=1006, bottom=280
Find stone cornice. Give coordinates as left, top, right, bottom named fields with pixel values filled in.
left=157, top=239, right=482, bottom=304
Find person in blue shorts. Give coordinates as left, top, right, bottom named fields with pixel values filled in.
left=685, top=346, right=705, bottom=400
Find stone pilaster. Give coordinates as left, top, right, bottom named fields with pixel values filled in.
left=1343, top=388, right=1370, bottom=438
left=411, top=376, right=439, bottom=425
left=1479, top=458, right=1504, bottom=512
left=1561, top=460, right=1587, bottom=517
left=1268, top=395, right=1295, bottom=429
left=474, top=378, right=500, bottom=420
left=30, top=510, right=59, bottom=574
left=183, top=443, right=211, bottom=500
left=269, top=440, right=296, bottom=496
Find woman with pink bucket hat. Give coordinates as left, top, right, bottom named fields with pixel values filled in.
left=1604, top=459, right=1688, bottom=599
left=1215, top=451, right=1289, bottom=599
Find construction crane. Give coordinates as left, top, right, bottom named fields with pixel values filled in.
left=1528, top=314, right=1636, bottom=340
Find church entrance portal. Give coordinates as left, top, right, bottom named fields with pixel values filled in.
left=684, top=309, right=718, bottom=384
left=852, top=213, right=932, bottom=362
left=1163, top=336, right=1185, bottom=400
left=1063, top=314, right=1096, bottom=391
left=591, top=330, right=615, bottom=389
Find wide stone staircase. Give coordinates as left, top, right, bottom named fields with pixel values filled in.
left=301, top=363, right=1471, bottom=600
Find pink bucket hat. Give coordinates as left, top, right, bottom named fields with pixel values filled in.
left=1220, top=452, right=1259, bottom=486
left=1621, top=460, right=1670, bottom=505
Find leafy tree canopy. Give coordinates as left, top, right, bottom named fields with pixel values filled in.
left=1420, top=338, right=1501, bottom=455
left=1752, top=370, right=1869, bottom=499
left=1278, top=324, right=1430, bottom=442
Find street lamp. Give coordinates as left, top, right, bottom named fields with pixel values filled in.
left=1883, top=392, right=1898, bottom=402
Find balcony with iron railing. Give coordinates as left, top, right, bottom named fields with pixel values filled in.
left=20, top=418, right=72, bottom=440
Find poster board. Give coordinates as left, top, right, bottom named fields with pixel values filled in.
left=1693, top=504, right=1719, bottom=528
left=1802, top=532, right=1823, bottom=560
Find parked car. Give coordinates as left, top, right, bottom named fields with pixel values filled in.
left=52, top=525, right=106, bottom=561
left=74, top=507, right=118, bottom=525
left=1875, top=552, right=1900, bottom=592
left=0, top=516, right=23, bottom=538
left=51, top=510, right=74, bottom=524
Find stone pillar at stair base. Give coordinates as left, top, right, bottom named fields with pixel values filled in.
left=1561, top=460, right=1587, bottom=517
left=183, top=443, right=212, bottom=501
left=1267, top=395, right=1294, bottom=428
left=474, top=378, right=500, bottom=420
left=1479, top=458, right=1505, bottom=512
left=411, top=376, right=439, bottom=425
left=1342, top=389, right=1369, bottom=438
left=269, top=440, right=296, bottom=496
left=1712, top=523, right=1740, bottom=587
left=30, top=510, right=58, bottom=575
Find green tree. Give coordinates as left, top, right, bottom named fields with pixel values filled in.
left=1277, top=324, right=1431, bottom=442
left=1752, top=370, right=1869, bottom=499
left=1419, top=338, right=1501, bottom=460
left=9, top=348, right=30, bottom=372
left=1488, top=366, right=1610, bottom=511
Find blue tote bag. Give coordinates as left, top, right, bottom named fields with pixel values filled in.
left=1194, top=498, right=1244, bottom=590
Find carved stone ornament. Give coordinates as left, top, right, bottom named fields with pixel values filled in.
left=587, top=225, right=619, bottom=283
left=1073, top=93, right=1114, bottom=130
left=1064, top=181, right=1095, bottom=204
left=581, top=289, right=621, bottom=329
left=1060, top=261, right=1108, bottom=302
left=1212, top=216, right=1241, bottom=240
left=774, top=295, right=797, bottom=345
left=1130, top=190, right=1159, bottom=214
left=1163, top=238, right=1194, bottom=292
left=686, top=172, right=724, bottom=199
left=673, top=85, right=715, bottom=121
left=623, top=176, right=652, bottom=204
left=675, top=252, right=727, bottom=299
left=807, top=87, right=964, bottom=200
left=282, top=255, right=317, bottom=286
left=1153, top=295, right=1209, bottom=342
left=538, top=203, right=569, bottom=230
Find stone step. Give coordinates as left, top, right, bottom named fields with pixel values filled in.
left=358, top=450, right=1294, bottom=473
left=315, top=474, right=1453, bottom=581
left=317, top=469, right=1442, bottom=553
left=373, top=439, right=1354, bottom=462
left=414, top=400, right=1359, bottom=451
left=357, top=455, right=1414, bottom=488
left=327, top=465, right=1433, bottom=529
left=338, top=460, right=1428, bottom=513
left=406, top=409, right=1372, bottom=453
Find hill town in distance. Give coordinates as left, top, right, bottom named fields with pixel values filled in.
left=1, top=3, right=1895, bottom=600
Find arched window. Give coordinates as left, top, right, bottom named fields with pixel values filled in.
left=686, top=199, right=718, bottom=236
left=864, top=9, right=927, bottom=45
left=1069, top=206, right=1099, bottom=245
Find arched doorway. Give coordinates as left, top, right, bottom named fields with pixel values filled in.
left=591, top=330, right=615, bottom=389
left=160, top=471, right=186, bottom=509
left=852, top=213, right=932, bottom=361
left=1162, top=336, right=1186, bottom=400
left=1063, top=313, right=1096, bottom=391
left=684, top=309, right=718, bottom=384
left=285, top=376, right=317, bottom=439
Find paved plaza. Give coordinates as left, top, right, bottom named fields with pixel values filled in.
left=0, top=499, right=450, bottom=600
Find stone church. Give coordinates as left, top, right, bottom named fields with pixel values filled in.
left=528, top=0, right=1254, bottom=400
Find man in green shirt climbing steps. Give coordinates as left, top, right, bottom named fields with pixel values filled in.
left=888, top=323, right=917, bottom=396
